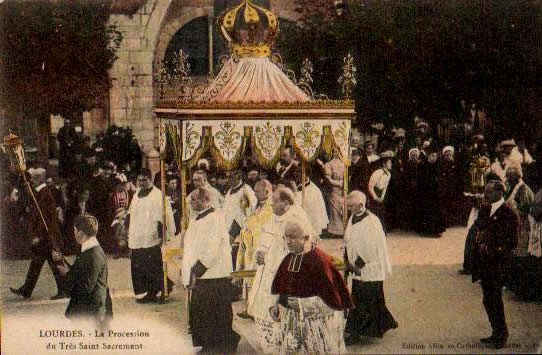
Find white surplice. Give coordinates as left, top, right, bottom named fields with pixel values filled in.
left=181, top=208, right=232, bottom=286
left=296, top=180, right=329, bottom=237
left=344, top=211, right=392, bottom=282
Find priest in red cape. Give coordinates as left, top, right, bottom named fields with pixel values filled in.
left=270, top=219, right=353, bottom=353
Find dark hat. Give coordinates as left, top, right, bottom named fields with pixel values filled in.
left=379, top=150, right=395, bottom=160
left=392, top=128, right=406, bottom=139
left=500, top=139, right=516, bottom=147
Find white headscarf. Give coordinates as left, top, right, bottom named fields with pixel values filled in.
left=442, top=146, right=455, bottom=155
left=408, top=148, right=420, bottom=158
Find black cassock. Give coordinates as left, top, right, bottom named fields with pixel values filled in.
left=414, top=161, right=446, bottom=236
left=190, top=277, right=240, bottom=353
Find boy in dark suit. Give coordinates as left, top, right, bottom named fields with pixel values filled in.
left=55, top=214, right=113, bottom=326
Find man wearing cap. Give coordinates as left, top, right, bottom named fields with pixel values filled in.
left=471, top=180, right=519, bottom=349
left=368, top=151, right=394, bottom=233
left=11, top=167, right=66, bottom=299
left=344, top=191, right=397, bottom=345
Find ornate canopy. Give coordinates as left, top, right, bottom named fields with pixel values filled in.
left=154, top=0, right=357, bottom=172
left=154, top=0, right=356, bottom=172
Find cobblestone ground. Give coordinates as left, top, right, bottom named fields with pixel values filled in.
left=1, top=226, right=541, bottom=354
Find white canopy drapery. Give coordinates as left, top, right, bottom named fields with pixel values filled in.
left=196, top=57, right=310, bottom=103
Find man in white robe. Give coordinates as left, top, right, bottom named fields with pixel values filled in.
left=296, top=177, right=328, bottom=237
left=187, top=170, right=224, bottom=221
left=181, top=188, right=239, bottom=353
left=128, top=169, right=175, bottom=303
left=247, top=187, right=315, bottom=353
left=344, top=191, right=397, bottom=344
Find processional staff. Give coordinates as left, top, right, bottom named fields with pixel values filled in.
left=1, top=132, right=49, bottom=233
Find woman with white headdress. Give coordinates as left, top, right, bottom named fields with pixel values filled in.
left=440, top=145, right=463, bottom=226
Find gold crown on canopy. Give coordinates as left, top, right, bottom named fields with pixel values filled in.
left=217, top=0, right=279, bottom=58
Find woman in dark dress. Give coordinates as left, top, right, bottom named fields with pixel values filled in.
left=439, top=146, right=464, bottom=227
left=405, top=148, right=422, bottom=231
left=414, top=146, right=446, bottom=237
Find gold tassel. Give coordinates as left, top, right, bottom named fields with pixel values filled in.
left=183, top=126, right=211, bottom=169
left=251, top=134, right=285, bottom=170
left=209, top=135, right=245, bottom=171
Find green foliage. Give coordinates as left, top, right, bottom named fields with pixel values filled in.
left=0, top=0, right=123, bottom=119
left=276, top=0, right=541, bottom=135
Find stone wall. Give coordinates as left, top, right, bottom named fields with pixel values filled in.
left=107, top=0, right=172, bottom=155
left=107, top=0, right=301, bottom=157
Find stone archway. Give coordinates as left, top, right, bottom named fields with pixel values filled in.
left=155, top=7, right=214, bottom=66
left=107, top=0, right=302, bottom=156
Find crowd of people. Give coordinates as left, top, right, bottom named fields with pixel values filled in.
left=1, top=120, right=143, bottom=260
left=2, top=117, right=542, bottom=352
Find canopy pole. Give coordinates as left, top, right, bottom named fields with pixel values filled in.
left=180, top=165, right=188, bottom=234
left=301, top=160, right=306, bottom=209
left=343, top=158, right=348, bottom=228
left=160, top=141, right=168, bottom=303
left=178, top=122, right=191, bottom=333
left=180, top=119, right=188, bottom=236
